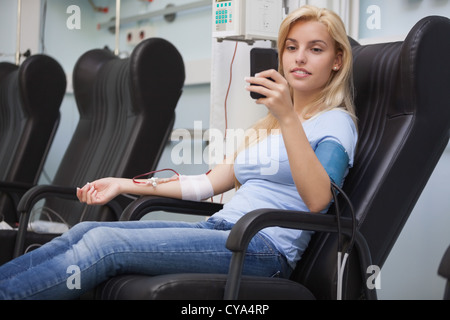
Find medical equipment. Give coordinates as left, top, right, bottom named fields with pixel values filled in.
left=133, top=169, right=214, bottom=202
left=180, top=174, right=215, bottom=201
left=212, top=0, right=283, bottom=43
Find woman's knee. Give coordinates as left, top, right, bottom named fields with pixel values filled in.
left=68, top=221, right=101, bottom=234
left=61, top=221, right=106, bottom=245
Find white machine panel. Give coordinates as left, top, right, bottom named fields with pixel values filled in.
left=212, top=0, right=283, bottom=42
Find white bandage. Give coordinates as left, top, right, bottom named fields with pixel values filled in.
left=179, top=174, right=214, bottom=201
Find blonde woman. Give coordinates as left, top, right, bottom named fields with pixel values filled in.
left=0, top=5, right=357, bottom=300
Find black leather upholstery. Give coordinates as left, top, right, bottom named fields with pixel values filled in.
left=0, top=55, right=66, bottom=223
left=95, top=274, right=315, bottom=300
left=9, top=38, right=185, bottom=259
left=95, top=16, right=450, bottom=300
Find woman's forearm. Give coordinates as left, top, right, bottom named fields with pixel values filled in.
left=117, top=177, right=183, bottom=199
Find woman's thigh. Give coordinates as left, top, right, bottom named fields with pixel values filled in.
left=72, top=219, right=286, bottom=277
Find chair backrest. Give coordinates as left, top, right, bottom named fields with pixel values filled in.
left=0, top=63, right=19, bottom=177
left=41, top=38, right=185, bottom=225
left=0, top=55, right=65, bottom=223
left=291, top=16, right=450, bottom=300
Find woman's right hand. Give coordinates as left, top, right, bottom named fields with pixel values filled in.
left=245, top=69, right=295, bottom=124
left=76, top=178, right=122, bottom=205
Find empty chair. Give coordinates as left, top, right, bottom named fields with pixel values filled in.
left=0, top=55, right=65, bottom=224
left=7, top=37, right=185, bottom=261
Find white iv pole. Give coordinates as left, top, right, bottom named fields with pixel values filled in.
left=15, top=0, right=22, bottom=65
left=114, top=0, right=121, bottom=56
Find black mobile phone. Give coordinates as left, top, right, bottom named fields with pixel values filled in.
left=250, top=48, right=279, bottom=99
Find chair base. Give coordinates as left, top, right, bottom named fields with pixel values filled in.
left=93, top=274, right=316, bottom=300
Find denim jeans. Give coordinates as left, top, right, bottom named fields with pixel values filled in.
left=0, top=217, right=292, bottom=300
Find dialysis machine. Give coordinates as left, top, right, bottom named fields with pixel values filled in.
left=212, top=0, right=284, bottom=44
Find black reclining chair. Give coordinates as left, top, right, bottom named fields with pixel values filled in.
left=0, top=55, right=65, bottom=224
left=93, top=16, right=450, bottom=300
left=2, top=38, right=185, bottom=262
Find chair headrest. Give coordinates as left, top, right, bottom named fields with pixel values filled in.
left=130, top=37, right=186, bottom=114
left=0, top=63, right=18, bottom=83
left=18, top=54, right=67, bottom=117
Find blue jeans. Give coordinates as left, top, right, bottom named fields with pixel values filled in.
left=0, top=217, right=292, bottom=300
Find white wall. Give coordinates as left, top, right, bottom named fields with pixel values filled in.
left=0, top=0, right=40, bottom=64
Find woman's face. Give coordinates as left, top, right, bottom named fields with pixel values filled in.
left=282, top=20, right=342, bottom=98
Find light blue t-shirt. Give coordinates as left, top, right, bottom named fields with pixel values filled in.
left=212, top=109, right=358, bottom=269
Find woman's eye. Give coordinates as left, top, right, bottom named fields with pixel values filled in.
left=312, top=48, right=323, bottom=53
left=286, top=45, right=297, bottom=51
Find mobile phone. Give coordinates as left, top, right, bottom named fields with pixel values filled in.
left=250, top=48, right=279, bottom=99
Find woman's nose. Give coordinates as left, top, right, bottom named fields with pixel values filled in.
left=295, top=49, right=307, bottom=65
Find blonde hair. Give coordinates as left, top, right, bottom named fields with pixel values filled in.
left=234, top=5, right=357, bottom=187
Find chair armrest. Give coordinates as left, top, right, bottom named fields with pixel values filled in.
left=13, top=184, right=131, bottom=258
left=120, top=195, right=224, bottom=221
left=16, top=184, right=78, bottom=214
left=225, top=209, right=355, bottom=252
left=0, top=181, right=35, bottom=194
left=0, top=181, right=36, bottom=215
left=223, top=208, right=375, bottom=300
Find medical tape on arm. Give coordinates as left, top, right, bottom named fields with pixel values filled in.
left=179, top=174, right=214, bottom=201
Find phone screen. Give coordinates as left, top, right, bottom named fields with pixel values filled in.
left=250, top=48, right=279, bottom=99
